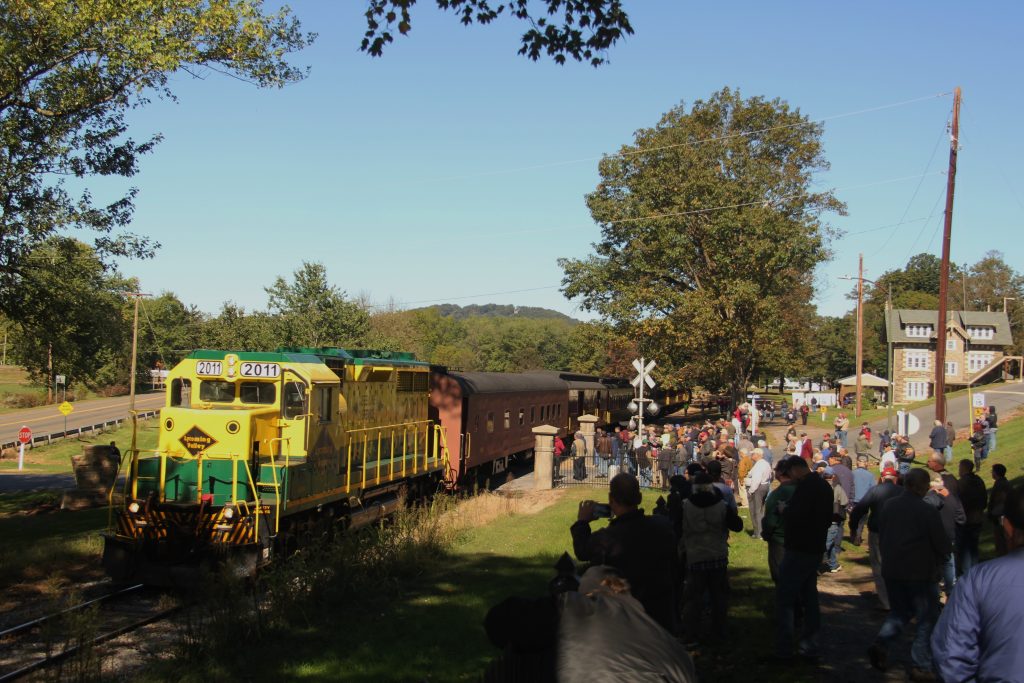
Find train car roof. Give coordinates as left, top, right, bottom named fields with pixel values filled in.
left=534, top=370, right=611, bottom=391
left=186, top=348, right=429, bottom=368
left=447, top=371, right=569, bottom=394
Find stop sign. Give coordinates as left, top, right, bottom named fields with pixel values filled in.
left=18, top=426, right=32, bottom=444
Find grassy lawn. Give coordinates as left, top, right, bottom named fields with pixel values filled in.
left=168, top=408, right=1024, bottom=683
left=0, top=492, right=110, bottom=603
left=0, top=419, right=159, bottom=474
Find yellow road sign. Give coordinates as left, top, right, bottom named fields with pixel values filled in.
left=59, top=401, right=74, bottom=416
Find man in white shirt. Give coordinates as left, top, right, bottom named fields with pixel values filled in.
left=744, top=448, right=773, bottom=540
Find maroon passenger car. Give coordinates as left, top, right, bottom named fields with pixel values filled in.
left=429, top=370, right=569, bottom=484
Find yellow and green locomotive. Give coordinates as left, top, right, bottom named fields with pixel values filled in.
left=103, top=347, right=452, bottom=584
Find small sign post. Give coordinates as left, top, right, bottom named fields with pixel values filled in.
left=17, top=425, right=31, bottom=471
left=59, top=400, right=74, bottom=435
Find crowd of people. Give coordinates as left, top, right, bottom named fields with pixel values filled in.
left=492, top=406, right=1022, bottom=682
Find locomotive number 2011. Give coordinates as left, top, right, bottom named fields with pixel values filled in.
left=241, top=362, right=280, bottom=378
left=196, top=361, right=223, bottom=376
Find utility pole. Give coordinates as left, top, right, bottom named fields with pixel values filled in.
left=856, top=253, right=864, bottom=418
left=47, top=342, right=53, bottom=404
left=935, top=86, right=961, bottom=424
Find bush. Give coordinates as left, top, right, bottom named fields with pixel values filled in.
left=3, top=392, right=47, bottom=408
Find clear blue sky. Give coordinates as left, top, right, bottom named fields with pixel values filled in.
left=107, top=0, right=1023, bottom=320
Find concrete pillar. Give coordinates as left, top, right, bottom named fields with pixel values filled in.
left=578, top=414, right=598, bottom=458
left=532, top=424, right=559, bottom=491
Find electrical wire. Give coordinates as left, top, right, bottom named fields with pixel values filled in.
left=419, top=92, right=952, bottom=184
left=873, top=120, right=950, bottom=254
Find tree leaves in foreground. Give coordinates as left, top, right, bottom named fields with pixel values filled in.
left=0, top=0, right=313, bottom=317
left=361, top=0, right=633, bottom=65
left=560, top=87, right=845, bottom=399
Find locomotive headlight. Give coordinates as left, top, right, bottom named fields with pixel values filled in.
left=223, top=506, right=235, bottom=520
left=127, top=501, right=140, bottom=514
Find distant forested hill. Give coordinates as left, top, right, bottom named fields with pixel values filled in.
left=424, top=304, right=578, bottom=323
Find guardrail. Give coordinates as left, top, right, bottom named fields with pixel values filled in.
left=1, top=410, right=160, bottom=452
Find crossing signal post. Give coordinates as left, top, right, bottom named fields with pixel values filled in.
left=628, top=357, right=660, bottom=437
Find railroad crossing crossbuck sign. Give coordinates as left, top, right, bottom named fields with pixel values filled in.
left=631, top=358, right=656, bottom=389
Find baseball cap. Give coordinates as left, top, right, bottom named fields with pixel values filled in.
left=881, top=467, right=898, bottom=479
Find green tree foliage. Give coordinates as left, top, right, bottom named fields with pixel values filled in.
left=560, top=88, right=844, bottom=399
left=361, top=0, right=633, bottom=65
left=134, top=293, right=205, bottom=372
left=566, top=321, right=637, bottom=378
left=265, top=262, right=370, bottom=348
left=202, top=302, right=278, bottom=351
left=9, top=239, right=131, bottom=392
left=965, top=251, right=1024, bottom=355
left=0, top=0, right=312, bottom=316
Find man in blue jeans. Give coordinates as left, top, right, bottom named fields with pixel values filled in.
left=868, top=469, right=951, bottom=680
left=774, top=457, right=834, bottom=661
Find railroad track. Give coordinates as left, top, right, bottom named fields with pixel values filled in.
left=0, top=584, right=177, bottom=682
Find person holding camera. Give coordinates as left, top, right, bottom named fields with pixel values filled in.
left=570, top=473, right=678, bottom=632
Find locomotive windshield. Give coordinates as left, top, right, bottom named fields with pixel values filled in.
left=239, top=382, right=276, bottom=405
left=199, top=380, right=235, bottom=402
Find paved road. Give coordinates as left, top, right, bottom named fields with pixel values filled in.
left=865, top=380, right=1024, bottom=439
left=0, top=392, right=164, bottom=446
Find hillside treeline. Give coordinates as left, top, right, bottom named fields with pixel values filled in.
left=0, top=247, right=637, bottom=396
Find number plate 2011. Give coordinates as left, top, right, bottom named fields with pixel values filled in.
left=241, top=362, right=280, bottom=378
left=196, top=361, right=223, bottom=376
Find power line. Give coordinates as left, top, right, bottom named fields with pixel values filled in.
left=419, top=92, right=952, bottom=184
left=873, top=120, right=950, bottom=254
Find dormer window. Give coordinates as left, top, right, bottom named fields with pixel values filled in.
left=905, top=324, right=933, bottom=338
left=967, top=326, right=994, bottom=340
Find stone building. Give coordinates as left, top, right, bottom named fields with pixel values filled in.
left=885, top=308, right=1016, bottom=403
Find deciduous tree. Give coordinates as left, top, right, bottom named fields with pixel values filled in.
left=361, top=0, right=632, bottom=65
left=560, top=88, right=844, bottom=400
left=265, top=262, right=370, bottom=348
left=0, top=0, right=312, bottom=317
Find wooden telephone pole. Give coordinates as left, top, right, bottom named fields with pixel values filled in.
left=934, top=86, right=961, bottom=424
left=855, top=253, right=864, bottom=417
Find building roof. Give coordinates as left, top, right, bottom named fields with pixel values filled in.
left=885, top=309, right=1014, bottom=346
left=836, top=373, right=890, bottom=388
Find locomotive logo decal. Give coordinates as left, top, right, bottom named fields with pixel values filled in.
left=180, top=425, right=218, bottom=456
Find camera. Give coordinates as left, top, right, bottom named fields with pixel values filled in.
left=592, top=503, right=612, bottom=518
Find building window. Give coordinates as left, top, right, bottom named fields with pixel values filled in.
left=905, top=381, right=930, bottom=400
left=968, top=352, right=995, bottom=372
left=904, top=350, right=930, bottom=370
left=518, top=408, right=524, bottom=426
left=504, top=410, right=510, bottom=429
left=530, top=406, right=535, bottom=423
left=945, top=361, right=958, bottom=377
left=946, top=339, right=956, bottom=351
left=967, top=326, right=995, bottom=340
left=905, top=324, right=933, bottom=338
left=487, top=412, right=494, bottom=433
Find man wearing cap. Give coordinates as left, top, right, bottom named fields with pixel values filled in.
left=849, top=467, right=903, bottom=610
left=932, top=485, right=1024, bottom=682
left=850, top=456, right=876, bottom=545
left=571, top=473, right=678, bottom=632
left=868, top=469, right=949, bottom=679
